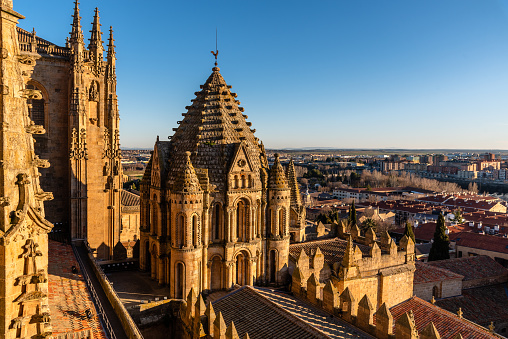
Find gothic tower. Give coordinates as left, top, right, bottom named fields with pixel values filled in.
left=16, top=1, right=122, bottom=259
left=0, top=1, right=53, bottom=337
left=140, top=65, right=291, bottom=298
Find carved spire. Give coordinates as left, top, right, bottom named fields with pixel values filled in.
left=69, top=0, right=84, bottom=46
left=106, top=26, right=116, bottom=84
left=88, top=8, right=104, bottom=64
left=107, top=26, right=116, bottom=61
left=268, top=154, right=288, bottom=190
left=342, top=235, right=355, bottom=268
left=286, top=159, right=301, bottom=207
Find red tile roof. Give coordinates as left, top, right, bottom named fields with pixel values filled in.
left=289, top=238, right=370, bottom=266
left=435, top=284, right=508, bottom=330
left=413, top=261, right=463, bottom=284
left=212, top=286, right=370, bottom=339
left=426, top=256, right=508, bottom=282
left=48, top=241, right=107, bottom=339
left=451, top=232, right=508, bottom=255
left=390, top=297, right=496, bottom=338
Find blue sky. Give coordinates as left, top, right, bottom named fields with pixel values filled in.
left=14, top=1, right=508, bottom=149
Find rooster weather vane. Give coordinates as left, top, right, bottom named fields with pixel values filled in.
left=211, top=28, right=219, bottom=66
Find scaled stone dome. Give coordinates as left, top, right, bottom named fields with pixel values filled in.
left=167, top=66, right=265, bottom=191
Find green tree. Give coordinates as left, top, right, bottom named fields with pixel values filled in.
left=348, top=200, right=357, bottom=227
left=360, top=218, right=376, bottom=234
left=428, top=214, right=450, bottom=261
left=403, top=221, right=415, bottom=243
left=316, top=213, right=332, bottom=224
left=451, top=209, right=463, bottom=224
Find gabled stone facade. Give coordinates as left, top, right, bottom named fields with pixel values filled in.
left=16, top=1, right=122, bottom=259
left=140, top=66, right=304, bottom=298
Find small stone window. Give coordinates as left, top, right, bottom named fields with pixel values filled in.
left=26, top=83, right=46, bottom=128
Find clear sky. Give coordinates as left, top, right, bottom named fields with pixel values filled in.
left=13, top=0, right=508, bottom=150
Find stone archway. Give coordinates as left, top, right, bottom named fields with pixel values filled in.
left=235, top=251, right=250, bottom=286
left=210, top=256, right=222, bottom=290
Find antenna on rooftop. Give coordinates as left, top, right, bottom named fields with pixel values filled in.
left=211, top=27, right=219, bottom=66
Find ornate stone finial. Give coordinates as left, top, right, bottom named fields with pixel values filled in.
left=70, top=0, right=84, bottom=45
left=88, top=7, right=104, bottom=52
left=457, top=307, right=462, bottom=318
left=107, top=26, right=115, bottom=58
left=342, top=235, right=355, bottom=268
left=489, top=321, right=495, bottom=333
left=174, top=152, right=202, bottom=193
left=268, top=153, right=288, bottom=190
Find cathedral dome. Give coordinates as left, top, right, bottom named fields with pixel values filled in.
left=167, top=66, right=265, bottom=191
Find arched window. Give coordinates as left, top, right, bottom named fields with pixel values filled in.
left=236, top=199, right=250, bottom=242
left=234, top=175, right=239, bottom=189
left=151, top=197, right=158, bottom=235
left=176, top=262, right=185, bottom=299
left=192, top=214, right=199, bottom=247
left=26, top=83, right=46, bottom=128
left=241, top=175, right=246, bottom=188
left=270, top=250, right=277, bottom=283
left=213, top=204, right=221, bottom=241
left=278, top=208, right=285, bottom=237
left=178, top=215, right=185, bottom=247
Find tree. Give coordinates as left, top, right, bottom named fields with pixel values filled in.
left=468, top=182, right=479, bottom=194
left=403, top=221, right=415, bottom=243
left=428, top=213, right=450, bottom=261
left=360, top=218, right=376, bottom=234
left=348, top=200, right=357, bottom=227
left=451, top=209, right=463, bottom=224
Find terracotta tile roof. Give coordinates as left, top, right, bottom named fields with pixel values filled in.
left=451, top=232, right=508, bottom=255
left=426, top=256, right=508, bottom=282
left=213, top=286, right=371, bottom=339
left=435, top=284, right=508, bottom=329
left=413, top=261, right=463, bottom=284
left=392, top=222, right=468, bottom=243
left=121, top=189, right=140, bottom=207
left=289, top=238, right=370, bottom=266
left=48, top=241, right=106, bottom=339
left=390, top=296, right=496, bottom=338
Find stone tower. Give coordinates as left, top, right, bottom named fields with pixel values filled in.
left=140, top=65, right=293, bottom=298
left=16, top=1, right=121, bottom=259
left=0, top=2, right=53, bottom=338
left=286, top=159, right=306, bottom=242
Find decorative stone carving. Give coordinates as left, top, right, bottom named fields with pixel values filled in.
left=32, top=155, right=50, bottom=169
left=88, top=81, right=99, bottom=102
left=34, top=191, right=53, bottom=202
left=20, top=88, right=43, bottom=100
left=18, top=55, right=39, bottom=66
left=69, top=128, right=88, bottom=160
left=11, top=316, right=30, bottom=329
left=103, top=161, right=110, bottom=176
left=0, top=196, right=10, bottom=206
left=25, top=121, right=45, bottom=134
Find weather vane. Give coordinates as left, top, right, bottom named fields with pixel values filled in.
left=211, top=28, right=219, bottom=66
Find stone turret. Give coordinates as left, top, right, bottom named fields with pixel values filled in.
left=0, top=3, right=54, bottom=337
left=286, top=159, right=306, bottom=242
left=266, top=153, right=290, bottom=284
